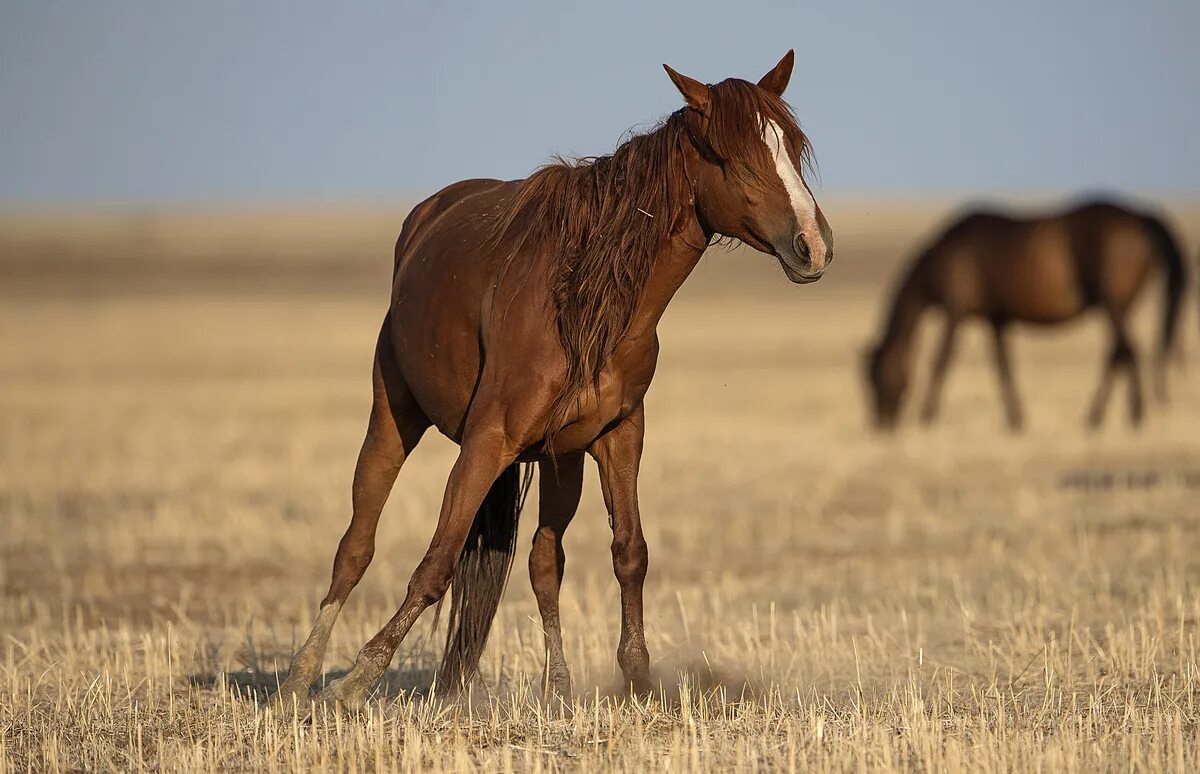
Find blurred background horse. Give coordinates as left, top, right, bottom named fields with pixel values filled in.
left=865, top=199, right=1188, bottom=431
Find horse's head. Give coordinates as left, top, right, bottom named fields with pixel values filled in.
left=863, top=341, right=907, bottom=430
left=664, top=50, right=833, bottom=283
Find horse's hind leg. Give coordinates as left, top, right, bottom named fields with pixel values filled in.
left=919, top=316, right=959, bottom=424
left=1087, top=313, right=1143, bottom=429
left=589, top=404, right=653, bottom=694
left=1087, top=341, right=1120, bottom=429
left=314, top=409, right=520, bottom=711
left=1118, top=323, right=1145, bottom=427
left=989, top=320, right=1024, bottom=430
left=273, top=322, right=429, bottom=709
left=529, top=454, right=584, bottom=702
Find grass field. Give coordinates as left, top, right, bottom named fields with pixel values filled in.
left=2, top=197, right=1200, bottom=771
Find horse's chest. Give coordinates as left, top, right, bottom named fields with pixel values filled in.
left=601, top=354, right=658, bottom=417
left=551, top=342, right=659, bottom=452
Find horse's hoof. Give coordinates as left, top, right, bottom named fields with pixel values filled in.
left=313, top=676, right=369, bottom=715
left=269, top=682, right=311, bottom=714
left=541, top=671, right=573, bottom=708
left=628, top=673, right=655, bottom=697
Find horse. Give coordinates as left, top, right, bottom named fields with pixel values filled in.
left=270, top=50, right=833, bottom=712
left=864, top=200, right=1186, bottom=431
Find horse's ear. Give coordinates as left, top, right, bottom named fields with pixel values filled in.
left=663, top=63, right=710, bottom=115
left=757, top=49, right=794, bottom=97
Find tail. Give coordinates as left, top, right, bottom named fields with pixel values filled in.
left=436, top=463, right=534, bottom=690
left=1142, top=214, right=1187, bottom=399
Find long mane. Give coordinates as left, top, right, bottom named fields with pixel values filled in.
left=488, top=78, right=811, bottom=452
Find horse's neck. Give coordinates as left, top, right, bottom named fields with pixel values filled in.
left=619, top=138, right=713, bottom=338
left=625, top=213, right=708, bottom=338
left=881, top=270, right=929, bottom=358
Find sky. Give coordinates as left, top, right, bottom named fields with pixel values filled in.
left=1, top=1, right=1197, bottom=205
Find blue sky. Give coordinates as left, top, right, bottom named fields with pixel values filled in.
left=2, top=1, right=1197, bottom=204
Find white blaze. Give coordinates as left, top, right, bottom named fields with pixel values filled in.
left=759, top=115, right=817, bottom=227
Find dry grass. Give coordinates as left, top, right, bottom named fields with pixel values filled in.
left=2, top=199, right=1200, bottom=771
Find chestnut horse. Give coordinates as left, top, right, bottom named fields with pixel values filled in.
left=272, top=51, right=832, bottom=711
left=865, top=200, right=1186, bottom=430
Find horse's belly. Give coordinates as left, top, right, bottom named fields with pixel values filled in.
left=1004, top=273, right=1083, bottom=322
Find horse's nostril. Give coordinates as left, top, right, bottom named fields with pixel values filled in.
left=794, top=233, right=810, bottom=260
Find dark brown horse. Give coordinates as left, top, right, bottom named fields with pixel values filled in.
left=271, top=51, right=832, bottom=711
left=865, top=200, right=1186, bottom=430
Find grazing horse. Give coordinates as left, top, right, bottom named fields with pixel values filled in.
left=272, top=50, right=833, bottom=711
left=864, top=200, right=1186, bottom=430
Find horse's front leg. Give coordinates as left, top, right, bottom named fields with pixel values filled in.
left=529, top=454, right=584, bottom=702
left=588, top=403, right=653, bottom=694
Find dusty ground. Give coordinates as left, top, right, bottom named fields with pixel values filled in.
left=2, top=198, right=1199, bottom=770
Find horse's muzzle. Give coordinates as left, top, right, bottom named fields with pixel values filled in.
left=780, top=231, right=832, bottom=283
left=780, top=259, right=825, bottom=284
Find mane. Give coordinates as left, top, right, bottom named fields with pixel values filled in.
left=489, top=78, right=812, bottom=453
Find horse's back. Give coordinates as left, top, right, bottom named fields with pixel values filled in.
left=926, top=201, right=1155, bottom=322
